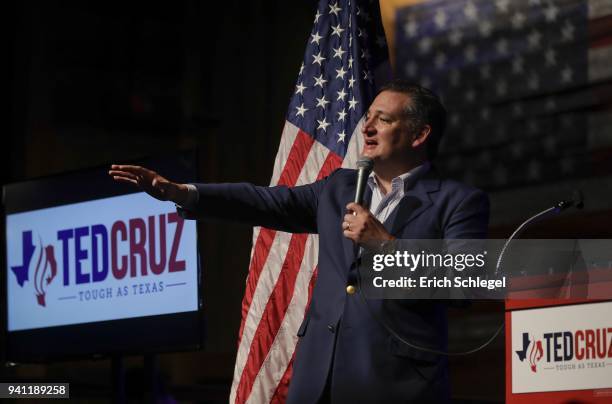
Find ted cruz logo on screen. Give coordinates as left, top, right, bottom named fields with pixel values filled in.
left=10, top=231, right=58, bottom=307
left=10, top=212, right=186, bottom=307
left=516, top=329, right=612, bottom=374
left=515, top=332, right=544, bottom=372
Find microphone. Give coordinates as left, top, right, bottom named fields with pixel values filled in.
left=556, top=190, right=584, bottom=212
left=495, top=189, right=584, bottom=275
left=354, top=156, right=374, bottom=205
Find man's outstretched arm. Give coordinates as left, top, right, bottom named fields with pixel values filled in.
left=109, top=164, right=326, bottom=234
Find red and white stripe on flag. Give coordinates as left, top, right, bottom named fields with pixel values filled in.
left=229, top=122, right=351, bottom=404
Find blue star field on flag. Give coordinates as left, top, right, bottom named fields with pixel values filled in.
left=287, top=0, right=388, bottom=159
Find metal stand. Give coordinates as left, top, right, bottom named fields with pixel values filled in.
left=111, top=356, right=126, bottom=404
left=144, top=354, right=158, bottom=403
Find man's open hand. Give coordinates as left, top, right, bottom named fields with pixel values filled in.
left=108, top=165, right=188, bottom=204
left=342, top=202, right=395, bottom=248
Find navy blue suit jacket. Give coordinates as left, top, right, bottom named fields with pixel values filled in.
left=182, top=168, right=489, bottom=403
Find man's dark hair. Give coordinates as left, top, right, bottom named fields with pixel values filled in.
left=379, top=79, right=447, bottom=160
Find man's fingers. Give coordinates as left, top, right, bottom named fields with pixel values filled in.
left=112, top=176, right=138, bottom=186
left=108, top=170, right=139, bottom=181
left=343, top=230, right=355, bottom=239
left=346, top=202, right=366, bottom=214
left=111, top=164, right=143, bottom=170
left=110, top=164, right=153, bottom=177
left=110, top=164, right=141, bottom=171
left=343, top=213, right=356, bottom=223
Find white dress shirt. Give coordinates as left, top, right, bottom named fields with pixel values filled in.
left=366, top=162, right=431, bottom=224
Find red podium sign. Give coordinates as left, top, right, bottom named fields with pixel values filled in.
left=506, top=298, right=612, bottom=403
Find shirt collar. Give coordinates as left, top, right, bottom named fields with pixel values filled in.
left=367, top=161, right=431, bottom=193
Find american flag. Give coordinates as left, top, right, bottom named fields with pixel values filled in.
left=229, top=1, right=389, bottom=403
left=395, top=0, right=612, bottom=191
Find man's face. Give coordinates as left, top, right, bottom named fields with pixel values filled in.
left=361, top=90, right=415, bottom=164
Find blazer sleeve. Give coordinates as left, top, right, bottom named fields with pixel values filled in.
left=175, top=176, right=333, bottom=234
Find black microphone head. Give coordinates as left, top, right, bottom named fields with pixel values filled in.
left=356, top=156, right=374, bottom=171
left=556, top=189, right=585, bottom=211
left=572, top=189, right=584, bottom=210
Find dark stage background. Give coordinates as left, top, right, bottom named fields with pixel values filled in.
left=4, top=0, right=612, bottom=402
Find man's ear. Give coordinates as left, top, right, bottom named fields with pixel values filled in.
left=411, top=124, right=432, bottom=148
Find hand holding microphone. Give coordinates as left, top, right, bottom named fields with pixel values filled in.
left=342, top=157, right=395, bottom=247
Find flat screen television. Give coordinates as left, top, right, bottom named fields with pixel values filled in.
left=2, top=151, right=203, bottom=362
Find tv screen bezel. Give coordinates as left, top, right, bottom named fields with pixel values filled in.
left=1, top=150, right=205, bottom=363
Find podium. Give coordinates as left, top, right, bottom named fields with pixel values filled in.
left=505, top=269, right=612, bottom=403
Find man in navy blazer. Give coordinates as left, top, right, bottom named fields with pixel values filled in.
left=110, top=80, right=489, bottom=403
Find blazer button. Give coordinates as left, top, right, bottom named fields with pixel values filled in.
left=346, top=285, right=356, bottom=295
left=327, top=324, right=335, bottom=333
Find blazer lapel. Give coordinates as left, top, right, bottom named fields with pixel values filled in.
left=384, top=171, right=440, bottom=236
left=339, top=170, right=440, bottom=275
left=362, top=185, right=373, bottom=210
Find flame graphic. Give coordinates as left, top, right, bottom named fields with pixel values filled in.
left=529, top=339, right=543, bottom=372
left=33, top=237, right=57, bottom=307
